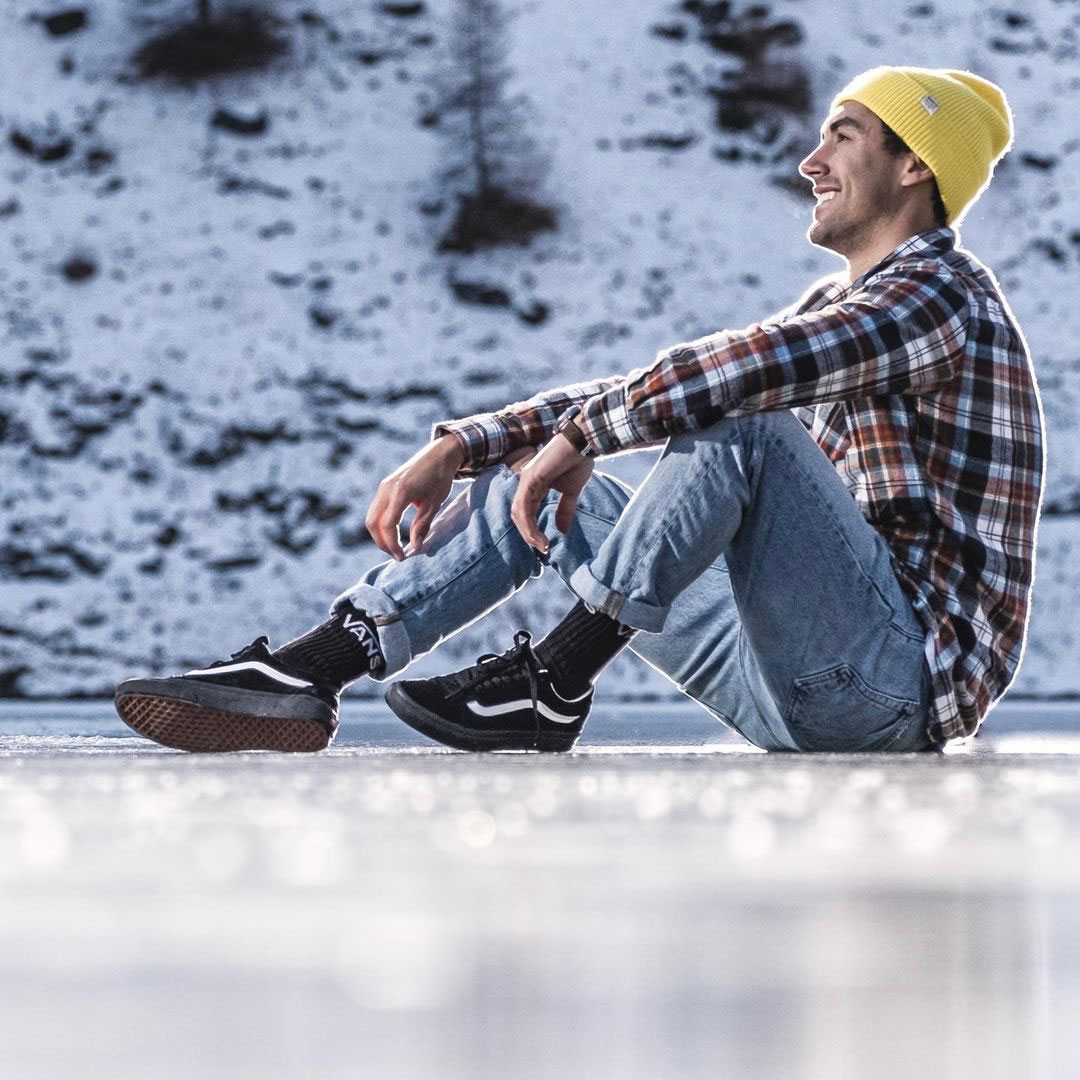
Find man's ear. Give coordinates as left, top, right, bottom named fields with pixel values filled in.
left=899, top=153, right=935, bottom=189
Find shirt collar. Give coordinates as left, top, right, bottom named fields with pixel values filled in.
left=797, top=227, right=958, bottom=313
left=845, top=226, right=957, bottom=293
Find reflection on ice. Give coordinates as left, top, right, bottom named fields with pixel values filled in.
left=1, top=700, right=1079, bottom=1077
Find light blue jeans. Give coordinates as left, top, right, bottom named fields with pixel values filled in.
left=331, top=410, right=938, bottom=752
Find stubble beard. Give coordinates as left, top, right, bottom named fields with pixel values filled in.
left=808, top=210, right=855, bottom=257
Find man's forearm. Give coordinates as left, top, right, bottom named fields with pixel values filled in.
left=431, top=372, right=629, bottom=476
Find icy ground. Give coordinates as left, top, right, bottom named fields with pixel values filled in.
left=2, top=0, right=1080, bottom=698
left=2, top=702, right=1079, bottom=1079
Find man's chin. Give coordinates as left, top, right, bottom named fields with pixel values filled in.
left=806, top=220, right=834, bottom=252
left=807, top=218, right=848, bottom=258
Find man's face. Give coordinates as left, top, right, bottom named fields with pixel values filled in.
left=798, top=100, right=907, bottom=255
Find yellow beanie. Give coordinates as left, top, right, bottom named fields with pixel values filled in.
left=830, top=66, right=1014, bottom=226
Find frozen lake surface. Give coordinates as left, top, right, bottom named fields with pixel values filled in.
left=2, top=700, right=1079, bottom=1079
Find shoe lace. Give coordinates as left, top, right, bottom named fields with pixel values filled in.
left=205, top=635, right=272, bottom=669
left=450, top=630, right=547, bottom=750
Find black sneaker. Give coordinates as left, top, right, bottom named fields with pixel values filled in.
left=384, top=630, right=592, bottom=752
left=114, top=636, right=339, bottom=753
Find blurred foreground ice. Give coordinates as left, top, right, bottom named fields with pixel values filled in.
left=1, top=701, right=1078, bottom=1079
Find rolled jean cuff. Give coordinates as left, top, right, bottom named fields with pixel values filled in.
left=329, top=583, right=412, bottom=681
left=568, top=563, right=669, bottom=634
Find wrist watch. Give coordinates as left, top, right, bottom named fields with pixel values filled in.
left=554, top=405, right=594, bottom=457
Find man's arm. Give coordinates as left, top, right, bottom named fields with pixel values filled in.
left=574, top=260, right=970, bottom=456
left=430, top=374, right=632, bottom=476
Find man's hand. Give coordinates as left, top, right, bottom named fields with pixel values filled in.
left=511, top=431, right=594, bottom=554
left=366, top=435, right=465, bottom=561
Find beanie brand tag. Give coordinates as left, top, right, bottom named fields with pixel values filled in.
left=921, top=93, right=940, bottom=115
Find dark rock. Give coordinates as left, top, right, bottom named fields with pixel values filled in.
left=258, top=220, right=296, bottom=239
left=43, top=9, right=87, bottom=37
left=516, top=300, right=550, bottom=326
left=84, top=147, right=114, bottom=172
left=381, top=383, right=446, bottom=405
left=206, top=554, right=261, bottom=572
left=211, top=106, right=270, bottom=136
left=0, top=198, right=19, bottom=218
left=380, top=2, right=425, bottom=15
left=267, top=530, right=317, bottom=556
left=133, top=7, right=289, bottom=82
left=1000, top=10, right=1030, bottom=28
left=334, top=417, right=380, bottom=433
left=451, top=279, right=512, bottom=307
left=652, top=23, right=689, bottom=40
left=61, top=255, right=97, bottom=282
left=154, top=525, right=181, bottom=547
left=269, top=270, right=303, bottom=286
left=218, top=174, right=290, bottom=199
left=0, top=666, right=31, bottom=697
left=1021, top=153, right=1057, bottom=171
left=625, top=132, right=699, bottom=151
left=989, top=37, right=1033, bottom=54
left=9, top=129, right=73, bottom=164
left=464, top=369, right=502, bottom=386
left=1032, top=239, right=1067, bottom=265
left=184, top=421, right=301, bottom=468
left=438, top=188, right=557, bottom=254
left=0, top=541, right=108, bottom=581
left=308, top=306, right=338, bottom=329
left=297, top=371, right=369, bottom=403
left=704, top=20, right=803, bottom=61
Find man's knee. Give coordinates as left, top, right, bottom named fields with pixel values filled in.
left=662, top=411, right=804, bottom=463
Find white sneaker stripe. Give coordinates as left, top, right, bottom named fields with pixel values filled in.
left=550, top=683, right=592, bottom=704
left=183, top=660, right=313, bottom=689
left=466, top=698, right=580, bottom=725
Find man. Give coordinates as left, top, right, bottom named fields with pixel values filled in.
left=115, top=65, right=1045, bottom=754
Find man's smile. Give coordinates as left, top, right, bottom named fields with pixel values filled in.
left=813, top=187, right=840, bottom=214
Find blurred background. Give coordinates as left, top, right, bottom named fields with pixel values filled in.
left=3, top=7, right=1080, bottom=1077
left=0, top=0, right=1077, bottom=702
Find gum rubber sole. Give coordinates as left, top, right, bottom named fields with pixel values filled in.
left=384, top=684, right=579, bottom=753
left=115, top=693, right=331, bottom=753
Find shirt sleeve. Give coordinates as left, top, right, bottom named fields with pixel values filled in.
left=430, top=374, right=630, bottom=476
left=576, top=260, right=971, bottom=455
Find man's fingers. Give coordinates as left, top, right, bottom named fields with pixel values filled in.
left=408, top=508, right=436, bottom=554
left=554, top=492, right=578, bottom=534
left=368, top=485, right=407, bottom=560
left=512, top=478, right=549, bottom=552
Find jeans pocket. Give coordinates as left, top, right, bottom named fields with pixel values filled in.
left=783, top=663, right=918, bottom=752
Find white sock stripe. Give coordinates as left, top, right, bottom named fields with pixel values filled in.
left=183, top=660, right=313, bottom=689
left=467, top=698, right=581, bottom=725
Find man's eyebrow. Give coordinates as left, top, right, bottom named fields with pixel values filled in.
left=819, top=116, right=864, bottom=140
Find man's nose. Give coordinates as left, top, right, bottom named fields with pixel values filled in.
left=799, top=146, right=825, bottom=179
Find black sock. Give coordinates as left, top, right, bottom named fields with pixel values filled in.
left=272, top=604, right=385, bottom=692
left=534, top=600, right=637, bottom=697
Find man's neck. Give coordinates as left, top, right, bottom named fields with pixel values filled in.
left=842, top=217, right=939, bottom=286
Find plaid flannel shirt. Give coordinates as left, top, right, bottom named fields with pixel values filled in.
left=433, top=227, right=1046, bottom=742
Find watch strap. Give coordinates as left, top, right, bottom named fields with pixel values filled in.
left=555, top=406, right=591, bottom=455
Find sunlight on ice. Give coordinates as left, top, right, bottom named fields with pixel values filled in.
left=458, top=808, right=497, bottom=849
